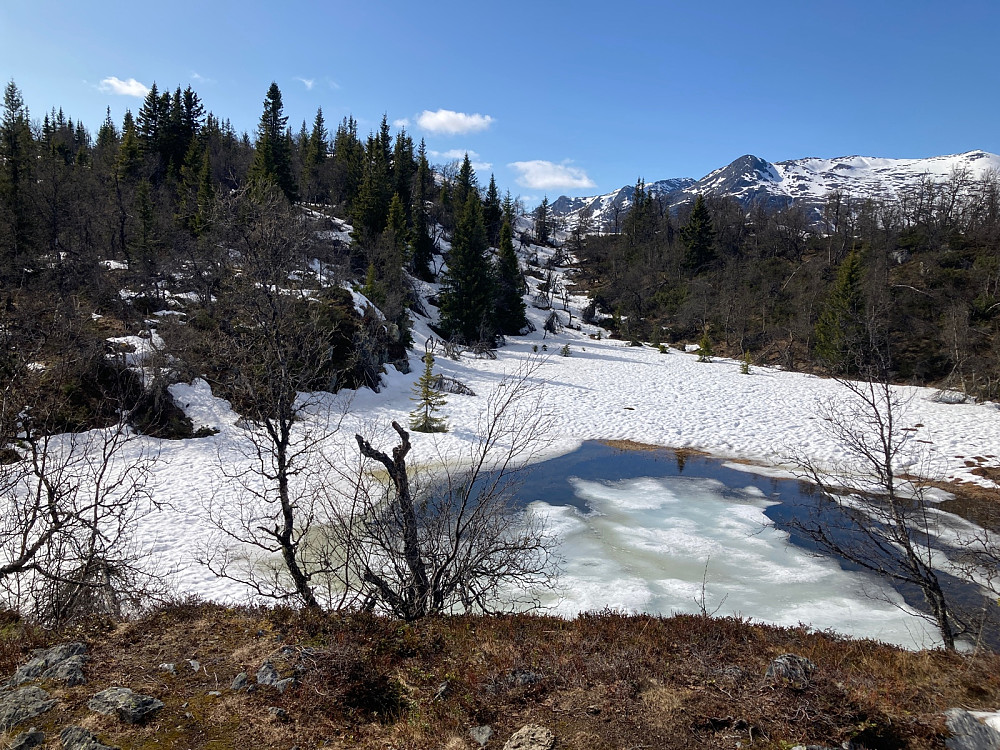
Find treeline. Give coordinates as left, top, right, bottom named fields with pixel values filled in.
left=0, top=78, right=529, bottom=436
left=576, top=173, right=1000, bottom=397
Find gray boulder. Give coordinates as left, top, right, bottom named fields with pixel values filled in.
left=0, top=686, right=57, bottom=731
left=9, top=642, right=87, bottom=686
left=60, top=726, right=119, bottom=750
left=88, top=687, right=164, bottom=724
left=256, top=661, right=294, bottom=693
left=231, top=672, right=248, bottom=691
left=7, top=727, right=44, bottom=750
left=945, top=708, right=1000, bottom=750
left=41, top=653, right=88, bottom=686
left=765, top=653, right=816, bottom=690
left=256, top=661, right=279, bottom=685
left=502, top=724, right=555, bottom=750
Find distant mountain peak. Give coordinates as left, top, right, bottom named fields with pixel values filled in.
left=549, top=150, right=1000, bottom=230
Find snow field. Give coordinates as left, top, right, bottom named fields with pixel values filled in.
left=112, top=236, right=1000, bottom=648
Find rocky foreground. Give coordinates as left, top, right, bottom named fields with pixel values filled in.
left=2, top=604, right=1000, bottom=749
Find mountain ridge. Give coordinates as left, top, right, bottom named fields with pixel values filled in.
left=550, top=149, right=1000, bottom=229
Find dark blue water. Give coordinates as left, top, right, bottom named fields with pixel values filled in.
left=516, top=441, right=997, bottom=649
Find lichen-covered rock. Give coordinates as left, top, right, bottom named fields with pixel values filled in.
left=8, top=727, right=44, bottom=749
left=41, top=653, right=88, bottom=686
left=0, top=687, right=57, bottom=731
left=231, top=672, right=248, bottom=691
left=945, top=708, right=1000, bottom=750
left=256, top=661, right=280, bottom=685
left=88, top=687, right=164, bottom=724
left=765, top=653, right=816, bottom=690
left=502, top=724, right=555, bottom=750
left=60, top=726, right=120, bottom=750
left=9, top=642, right=87, bottom=686
left=256, top=661, right=294, bottom=693
left=469, top=725, right=494, bottom=747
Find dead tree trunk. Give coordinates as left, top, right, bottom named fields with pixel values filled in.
left=355, top=422, right=430, bottom=619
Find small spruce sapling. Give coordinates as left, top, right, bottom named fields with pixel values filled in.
left=560, top=344, right=570, bottom=357
left=698, top=331, right=714, bottom=363
left=409, top=353, right=448, bottom=433
left=740, top=350, right=751, bottom=375
left=658, top=344, right=668, bottom=354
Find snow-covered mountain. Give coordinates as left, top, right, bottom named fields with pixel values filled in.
left=549, top=177, right=696, bottom=232
left=550, top=150, right=1000, bottom=229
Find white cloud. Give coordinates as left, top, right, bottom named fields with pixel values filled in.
left=190, top=71, right=215, bottom=85
left=98, top=76, right=150, bottom=97
left=429, top=149, right=480, bottom=161
left=508, top=160, right=596, bottom=190
left=392, top=118, right=411, bottom=129
left=416, top=109, right=494, bottom=135
left=295, top=77, right=315, bottom=90
left=326, top=78, right=341, bottom=90
left=472, top=161, right=493, bottom=172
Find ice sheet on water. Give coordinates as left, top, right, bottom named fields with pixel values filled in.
left=532, top=474, right=940, bottom=649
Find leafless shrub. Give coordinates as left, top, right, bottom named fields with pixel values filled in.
left=325, top=358, right=559, bottom=620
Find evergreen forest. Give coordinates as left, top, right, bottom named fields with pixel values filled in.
left=3, top=77, right=1000, bottom=447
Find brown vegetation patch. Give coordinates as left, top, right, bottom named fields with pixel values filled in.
left=598, top=439, right=709, bottom=460
left=2, top=605, right=999, bottom=749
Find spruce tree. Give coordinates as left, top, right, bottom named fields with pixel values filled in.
left=331, top=116, right=363, bottom=206
left=410, top=141, right=435, bottom=281
left=392, top=128, right=415, bottom=212
left=386, top=192, right=409, bottom=263
left=117, top=111, right=142, bottom=179
left=439, top=193, right=495, bottom=343
left=483, top=174, right=502, bottom=246
left=351, top=133, right=390, bottom=243
left=698, top=330, right=714, bottom=362
left=453, top=153, right=477, bottom=211
left=680, top=194, right=716, bottom=274
left=814, top=249, right=866, bottom=372
left=1, top=80, right=36, bottom=269
left=249, top=82, right=297, bottom=201
left=303, top=107, right=329, bottom=202
left=409, top=352, right=448, bottom=432
left=494, top=218, right=528, bottom=335
left=534, top=196, right=550, bottom=245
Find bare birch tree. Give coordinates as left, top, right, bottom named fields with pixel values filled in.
left=787, top=374, right=982, bottom=650
left=197, top=185, right=356, bottom=609
left=332, top=359, right=558, bottom=619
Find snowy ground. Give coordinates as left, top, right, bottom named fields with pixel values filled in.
left=110, top=237, right=1000, bottom=649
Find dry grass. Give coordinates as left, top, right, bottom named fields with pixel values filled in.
left=2, top=604, right=999, bottom=749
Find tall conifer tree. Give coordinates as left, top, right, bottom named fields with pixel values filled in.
left=680, top=194, right=716, bottom=274
left=814, top=250, right=867, bottom=372
left=494, top=218, right=528, bottom=335
left=249, top=83, right=297, bottom=201
left=439, top=193, right=495, bottom=343
left=483, top=174, right=502, bottom=246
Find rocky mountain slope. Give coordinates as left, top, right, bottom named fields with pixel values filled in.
left=550, top=150, right=1000, bottom=229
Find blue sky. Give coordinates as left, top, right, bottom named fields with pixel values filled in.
left=3, top=0, right=998, bottom=203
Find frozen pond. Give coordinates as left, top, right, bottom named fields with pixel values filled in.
left=521, top=441, right=988, bottom=650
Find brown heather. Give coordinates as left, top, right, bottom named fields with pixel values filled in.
left=1, top=602, right=999, bottom=749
